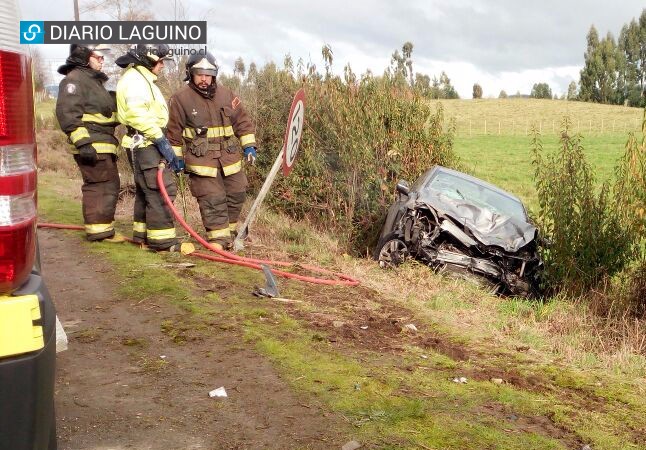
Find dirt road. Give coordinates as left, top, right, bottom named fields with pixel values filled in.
left=42, top=229, right=345, bottom=450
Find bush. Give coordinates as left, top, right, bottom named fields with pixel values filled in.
left=531, top=118, right=635, bottom=294
left=224, top=56, right=459, bottom=253
left=608, top=111, right=646, bottom=316
left=613, top=112, right=646, bottom=259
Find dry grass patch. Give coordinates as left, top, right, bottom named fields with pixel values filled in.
left=37, top=130, right=77, bottom=178
left=255, top=212, right=646, bottom=375
left=432, top=98, right=643, bottom=136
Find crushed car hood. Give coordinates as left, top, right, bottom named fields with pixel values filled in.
left=414, top=190, right=537, bottom=252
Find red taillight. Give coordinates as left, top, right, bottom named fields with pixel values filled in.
left=0, top=50, right=36, bottom=293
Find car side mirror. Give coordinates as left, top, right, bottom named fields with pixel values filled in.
left=396, top=180, right=410, bottom=196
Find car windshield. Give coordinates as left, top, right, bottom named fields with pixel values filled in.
left=424, top=171, right=526, bottom=221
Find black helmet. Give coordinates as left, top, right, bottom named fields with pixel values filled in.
left=58, top=43, right=111, bottom=75
left=68, top=43, right=111, bottom=63
left=184, top=51, right=218, bottom=81
left=130, top=43, right=172, bottom=69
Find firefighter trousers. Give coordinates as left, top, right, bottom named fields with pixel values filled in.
left=126, top=146, right=178, bottom=251
left=188, top=169, right=247, bottom=247
left=74, top=153, right=119, bottom=241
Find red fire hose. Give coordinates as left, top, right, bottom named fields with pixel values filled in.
left=38, top=168, right=360, bottom=287
left=156, top=166, right=359, bottom=286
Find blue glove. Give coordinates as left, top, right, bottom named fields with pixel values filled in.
left=243, top=146, right=257, bottom=165
left=153, top=136, right=182, bottom=173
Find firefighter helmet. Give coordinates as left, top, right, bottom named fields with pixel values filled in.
left=68, top=43, right=111, bottom=63
left=184, top=51, right=218, bottom=81
left=131, top=43, right=172, bottom=69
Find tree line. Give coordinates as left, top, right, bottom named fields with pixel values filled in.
left=390, top=42, right=460, bottom=99
left=579, top=8, right=646, bottom=106
left=472, top=82, right=556, bottom=100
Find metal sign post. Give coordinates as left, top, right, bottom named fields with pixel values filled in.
left=233, top=89, right=305, bottom=251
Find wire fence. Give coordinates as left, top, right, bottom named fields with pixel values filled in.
left=450, top=117, right=644, bottom=136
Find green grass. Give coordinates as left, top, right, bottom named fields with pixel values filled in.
left=452, top=132, right=633, bottom=210
left=37, top=158, right=646, bottom=449
left=246, top=317, right=572, bottom=449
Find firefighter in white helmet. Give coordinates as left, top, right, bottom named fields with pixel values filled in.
left=167, top=51, right=257, bottom=249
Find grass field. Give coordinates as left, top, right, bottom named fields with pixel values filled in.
left=36, top=109, right=646, bottom=449
left=453, top=132, right=633, bottom=211
left=427, top=97, right=644, bottom=210
left=431, top=98, right=643, bottom=136
left=36, top=96, right=639, bottom=214
left=37, top=165, right=646, bottom=449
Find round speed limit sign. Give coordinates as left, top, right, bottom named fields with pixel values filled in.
left=282, top=88, right=306, bottom=176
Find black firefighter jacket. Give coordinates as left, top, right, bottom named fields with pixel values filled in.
left=55, top=65, right=119, bottom=155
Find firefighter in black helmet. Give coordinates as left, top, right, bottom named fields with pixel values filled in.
left=167, top=51, right=257, bottom=249
left=115, top=44, right=193, bottom=252
left=55, top=43, right=124, bottom=242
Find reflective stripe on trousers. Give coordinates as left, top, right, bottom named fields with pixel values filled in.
left=147, top=228, right=177, bottom=241
left=133, top=221, right=147, bottom=233
left=206, top=227, right=230, bottom=240
left=85, top=222, right=115, bottom=235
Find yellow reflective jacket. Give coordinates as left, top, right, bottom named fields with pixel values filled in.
left=116, top=66, right=168, bottom=148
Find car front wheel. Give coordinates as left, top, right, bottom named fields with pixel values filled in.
left=375, top=232, right=409, bottom=268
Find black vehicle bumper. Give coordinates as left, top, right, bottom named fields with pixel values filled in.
left=0, top=273, right=57, bottom=450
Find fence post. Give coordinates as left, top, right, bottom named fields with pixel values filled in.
left=552, top=120, right=555, bottom=133
left=589, top=120, right=592, bottom=133
left=484, top=119, right=487, bottom=135
left=498, top=121, right=501, bottom=135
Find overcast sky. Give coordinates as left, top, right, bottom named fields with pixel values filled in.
left=18, top=0, right=644, bottom=98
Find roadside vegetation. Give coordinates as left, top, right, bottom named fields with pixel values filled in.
left=220, top=45, right=459, bottom=252
left=37, top=40, right=645, bottom=449
left=36, top=162, right=646, bottom=449
left=37, top=108, right=645, bottom=450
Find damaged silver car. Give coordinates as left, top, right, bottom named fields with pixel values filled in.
left=375, top=166, right=543, bottom=297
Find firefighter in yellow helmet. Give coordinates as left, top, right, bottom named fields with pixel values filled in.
left=167, top=51, right=257, bottom=249
left=55, top=43, right=123, bottom=242
left=115, top=44, right=185, bottom=251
